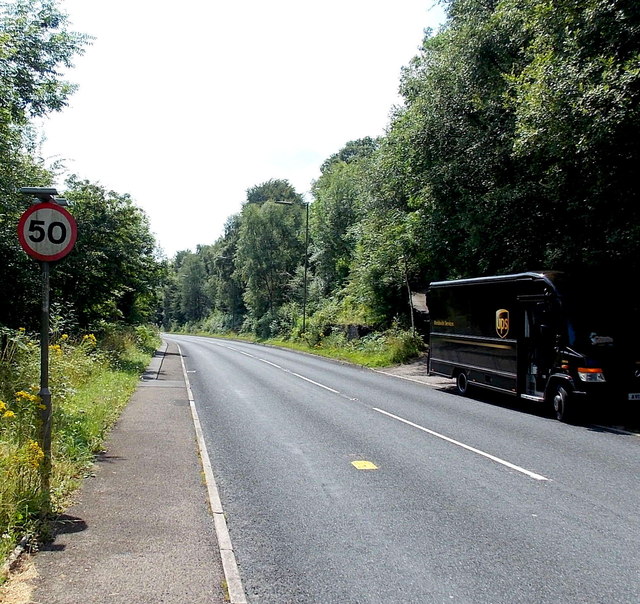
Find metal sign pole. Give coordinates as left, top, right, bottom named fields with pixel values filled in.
left=17, top=187, right=77, bottom=518
left=39, top=260, right=52, bottom=514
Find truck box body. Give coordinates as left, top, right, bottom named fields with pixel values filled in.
left=427, top=271, right=640, bottom=420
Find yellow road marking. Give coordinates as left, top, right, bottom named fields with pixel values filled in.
left=351, top=460, right=378, bottom=470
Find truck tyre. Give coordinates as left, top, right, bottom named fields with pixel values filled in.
left=456, top=371, right=470, bottom=396
left=552, top=383, right=574, bottom=422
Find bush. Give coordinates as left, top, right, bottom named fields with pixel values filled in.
left=134, top=325, right=161, bottom=354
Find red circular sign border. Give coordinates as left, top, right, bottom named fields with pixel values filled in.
left=18, top=202, right=78, bottom=262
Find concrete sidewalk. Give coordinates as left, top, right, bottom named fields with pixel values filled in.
left=23, top=340, right=227, bottom=603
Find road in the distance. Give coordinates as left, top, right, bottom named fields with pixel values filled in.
left=168, top=334, right=639, bottom=604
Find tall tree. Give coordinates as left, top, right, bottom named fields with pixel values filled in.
left=176, top=251, right=210, bottom=324
left=0, top=0, right=89, bottom=328
left=235, top=184, right=305, bottom=336
left=347, top=209, right=419, bottom=326
left=311, top=139, right=377, bottom=296
left=391, top=6, right=527, bottom=278
left=207, top=216, right=245, bottom=330
left=0, top=0, right=89, bottom=123
left=53, top=177, right=163, bottom=328
left=503, top=0, right=640, bottom=272
left=245, top=179, right=302, bottom=206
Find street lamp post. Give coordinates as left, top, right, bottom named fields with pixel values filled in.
left=274, top=200, right=309, bottom=334
left=301, top=201, right=309, bottom=334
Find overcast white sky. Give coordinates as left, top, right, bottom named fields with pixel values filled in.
left=38, top=1, right=446, bottom=258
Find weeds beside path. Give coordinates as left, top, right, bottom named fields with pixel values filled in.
left=0, top=325, right=159, bottom=571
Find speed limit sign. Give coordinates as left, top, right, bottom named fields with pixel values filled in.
left=18, top=202, right=77, bottom=262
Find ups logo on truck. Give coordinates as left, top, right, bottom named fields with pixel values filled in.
left=496, top=309, right=510, bottom=338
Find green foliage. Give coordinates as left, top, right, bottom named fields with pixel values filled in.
left=133, top=324, right=161, bottom=354
left=199, top=310, right=231, bottom=335
left=269, top=326, right=424, bottom=368
left=176, top=252, right=210, bottom=323
left=207, top=216, right=246, bottom=331
left=51, top=177, right=164, bottom=330
left=310, top=141, right=371, bottom=295
left=1, top=175, right=165, bottom=332
left=245, top=178, right=302, bottom=205
left=235, top=194, right=306, bottom=336
left=0, top=0, right=90, bottom=123
left=319, top=136, right=379, bottom=174
left=502, top=0, right=640, bottom=271
left=385, top=0, right=640, bottom=278
left=347, top=208, right=423, bottom=326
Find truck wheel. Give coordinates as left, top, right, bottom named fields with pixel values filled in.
left=456, top=371, right=470, bottom=396
left=552, top=384, right=574, bottom=422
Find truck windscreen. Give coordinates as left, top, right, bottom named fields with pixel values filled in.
left=559, top=276, right=640, bottom=352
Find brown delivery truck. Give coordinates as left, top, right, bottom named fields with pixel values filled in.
left=427, top=271, right=640, bottom=421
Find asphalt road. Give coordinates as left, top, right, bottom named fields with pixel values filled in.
left=167, top=334, right=640, bottom=604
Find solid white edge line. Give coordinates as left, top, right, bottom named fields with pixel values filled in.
left=177, top=344, right=248, bottom=604
left=373, top=407, right=550, bottom=482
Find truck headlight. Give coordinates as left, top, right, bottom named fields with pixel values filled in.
left=578, top=368, right=606, bottom=382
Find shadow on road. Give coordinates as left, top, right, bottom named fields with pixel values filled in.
left=455, top=386, right=640, bottom=433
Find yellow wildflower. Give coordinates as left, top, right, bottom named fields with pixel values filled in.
left=3, top=410, right=15, bottom=419
left=0, top=401, right=6, bottom=412
left=15, top=391, right=40, bottom=403
left=26, top=440, right=44, bottom=469
left=82, top=333, right=97, bottom=346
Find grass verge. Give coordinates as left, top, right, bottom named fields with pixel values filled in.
left=170, top=327, right=425, bottom=368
